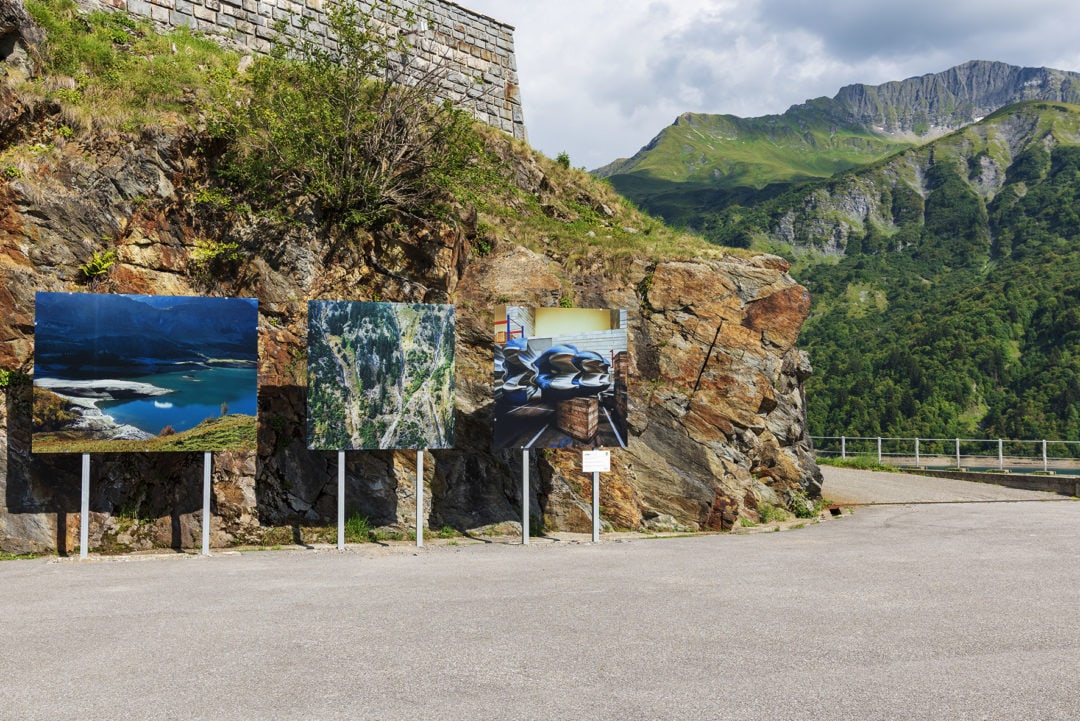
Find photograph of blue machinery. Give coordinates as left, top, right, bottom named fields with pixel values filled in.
left=494, top=306, right=628, bottom=449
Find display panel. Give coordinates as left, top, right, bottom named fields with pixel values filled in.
left=32, top=292, right=259, bottom=453
left=306, top=301, right=456, bottom=450
left=494, top=306, right=628, bottom=449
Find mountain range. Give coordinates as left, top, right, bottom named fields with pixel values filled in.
left=34, top=293, right=259, bottom=377
left=598, top=61, right=1080, bottom=234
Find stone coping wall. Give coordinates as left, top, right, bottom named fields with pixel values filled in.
left=85, top=0, right=526, bottom=140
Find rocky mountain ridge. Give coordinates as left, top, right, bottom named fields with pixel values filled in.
left=826, top=60, right=1080, bottom=139
left=599, top=61, right=1080, bottom=234
left=755, top=100, right=1080, bottom=255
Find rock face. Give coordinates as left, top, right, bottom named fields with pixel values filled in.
left=0, top=42, right=820, bottom=553
left=835, top=61, right=1080, bottom=137
left=0, top=0, right=43, bottom=76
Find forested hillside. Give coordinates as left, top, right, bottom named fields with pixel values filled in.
left=737, top=102, right=1080, bottom=440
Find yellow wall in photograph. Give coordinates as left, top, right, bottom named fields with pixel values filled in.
left=534, top=308, right=613, bottom=337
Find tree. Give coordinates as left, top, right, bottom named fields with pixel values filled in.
left=213, top=0, right=494, bottom=228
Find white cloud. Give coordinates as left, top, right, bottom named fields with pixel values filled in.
left=459, top=0, right=1080, bottom=169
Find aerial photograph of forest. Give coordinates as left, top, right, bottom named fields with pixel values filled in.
left=307, top=301, right=456, bottom=450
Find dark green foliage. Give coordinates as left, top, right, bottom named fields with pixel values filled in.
left=918, top=162, right=989, bottom=266
left=1005, top=145, right=1050, bottom=185
left=800, top=136, right=1080, bottom=446
left=209, top=0, right=496, bottom=229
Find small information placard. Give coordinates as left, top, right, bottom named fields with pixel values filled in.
left=582, top=450, right=611, bottom=473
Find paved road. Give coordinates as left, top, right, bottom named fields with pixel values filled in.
left=2, top=477, right=1079, bottom=720
left=821, top=464, right=1068, bottom=504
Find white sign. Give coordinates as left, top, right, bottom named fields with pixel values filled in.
left=582, top=450, right=611, bottom=473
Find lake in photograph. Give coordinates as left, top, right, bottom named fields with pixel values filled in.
left=97, top=367, right=258, bottom=435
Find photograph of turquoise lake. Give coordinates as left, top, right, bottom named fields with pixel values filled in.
left=32, top=292, right=259, bottom=453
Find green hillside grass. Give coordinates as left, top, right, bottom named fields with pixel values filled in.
left=602, top=111, right=911, bottom=227
left=32, top=414, right=258, bottom=453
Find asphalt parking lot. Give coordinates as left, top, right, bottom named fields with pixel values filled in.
left=1, top=468, right=1078, bottom=721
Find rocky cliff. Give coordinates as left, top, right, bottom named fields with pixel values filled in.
left=833, top=60, right=1080, bottom=138
left=0, top=3, right=821, bottom=553
left=763, top=100, right=1080, bottom=256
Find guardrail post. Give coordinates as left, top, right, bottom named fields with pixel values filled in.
left=915, top=438, right=920, bottom=467
left=955, top=438, right=961, bottom=469
left=841, top=436, right=847, bottom=460
left=998, top=438, right=1004, bottom=471
left=877, top=437, right=882, bottom=464
left=1043, top=440, right=1048, bottom=473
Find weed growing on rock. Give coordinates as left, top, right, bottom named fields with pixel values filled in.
left=344, top=513, right=374, bottom=543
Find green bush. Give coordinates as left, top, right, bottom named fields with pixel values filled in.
left=757, top=503, right=790, bottom=524
left=0, top=369, right=28, bottom=388
left=188, top=238, right=243, bottom=280
left=210, top=0, right=497, bottom=229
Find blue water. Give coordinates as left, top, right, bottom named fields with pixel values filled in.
left=98, top=367, right=257, bottom=435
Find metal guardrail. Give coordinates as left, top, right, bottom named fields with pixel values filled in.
left=810, top=435, right=1080, bottom=474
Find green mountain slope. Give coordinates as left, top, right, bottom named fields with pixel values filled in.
left=601, top=61, right=1080, bottom=234
left=599, top=108, right=910, bottom=229
left=742, top=101, right=1080, bottom=441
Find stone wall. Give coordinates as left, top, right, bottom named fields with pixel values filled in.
left=84, top=0, right=526, bottom=140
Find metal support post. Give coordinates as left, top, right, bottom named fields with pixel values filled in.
left=998, top=439, right=1004, bottom=471
left=592, top=471, right=600, bottom=543
left=1043, top=440, right=1048, bottom=473
left=522, top=449, right=530, bottom=545
left=841, top=436, right=847, bottom=460
left=915, top=438, right=920, bottom=467
left=877, top=437, right=882, bottom=464
left=416, top=450, right=424, bottom=548
left=80, top=453, right=90, bottom=560
left=956, top=438, right=961, bottom=469
left=202, top=452, right=212, bottom=556
left=338, top=451, right=346, bottom=551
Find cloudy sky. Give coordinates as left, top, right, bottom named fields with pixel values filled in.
left=459, top=0, right=1080, bottom=169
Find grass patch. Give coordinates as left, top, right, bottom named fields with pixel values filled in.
left=757, top=503, right=790, bottom=524
left=32, top=414, right=257, bottom=453
left=0, top=552, right=42, bottom=561
left=344, top=513, right=374, bottom=543
left=816, top=455, right=899, bottom=472
left=23, top=0, right=238, bottom=132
